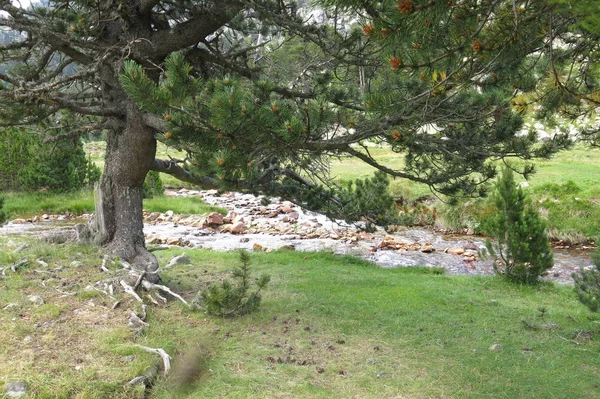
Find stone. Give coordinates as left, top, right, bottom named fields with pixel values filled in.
left=281, top=205, right=293, bottom=213
left=28, top=295, right=44, bottom=306
left=146, top=236, right=163, bottom=244
left=228, top=222, right=245, bottom=234
left=70, top=261, right=84, bottom=268
left=165, top=210, right=174, bottom=217
left=42, top=213, right=49, bottom=220
left=11, top=219, right=28, bottom=225
left=166, top=254, right=191, bottom=268
left=5, top=382, right=28, bottom=398
left=420, top=243, right=435, bottom=253
left=206, top=212, right=224, bottom=225
left=253, top=243, right=264, bottom=252
left=445, top=247, right=464, bottom=256
left=488, top=344, right=503, bottom=352
left=166, top=237, right=182, bottom=246
left=148, top=212, right=161, bottom=221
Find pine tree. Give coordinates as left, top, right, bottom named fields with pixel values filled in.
left=485, top=167, right=553, bottom=284
left=0, top=0, right=587, bottom=277
left=572, top=248, right=600, bottom=312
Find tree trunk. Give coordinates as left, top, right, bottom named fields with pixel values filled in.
left=87, top=101, right=159, bottom=280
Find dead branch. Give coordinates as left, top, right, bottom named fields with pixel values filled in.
left=134, top=345, right=172, bottom=375
left=141, top=280, right=189, bottom=306
left=120, top=280, right=143, bottom=303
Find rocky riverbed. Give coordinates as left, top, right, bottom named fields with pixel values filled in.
left=1, top=188, right=594, bottom=284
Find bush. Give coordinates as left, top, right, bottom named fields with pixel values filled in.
left=572, top=248, right=600, bottom=312
left=0, top=127, right=101, bottom=192
left=195, top=250, right=270, bottom=317
left=143, top=170, right=164, bottom=198
left=484, top=167, right=553, bottom=284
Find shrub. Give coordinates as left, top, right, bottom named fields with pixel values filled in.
left=195, top=250, right=270, bottom=317
left=572, top=248, right=600, bottom=312
left=0, top=127, right=101, bottom=192
left=143, top=170, right=164, bottom=198
left=484, top=166, right=553, bottom=284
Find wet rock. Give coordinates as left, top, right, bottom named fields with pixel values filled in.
left=206, top=212, right=224, bottom=225
left=5, top=382, right=28, bottom=398
left=445, top=247, right=465, bottom=256
left=166, top=254, right=191, bottom=268
left=420, top=243, right=435, bottom=253
left=226, top=222, right=245, bottom=234
left=146, top=236, right=163, bottom=245
left=10, top=219, right=28, bottom=225
left=42, top=214, right=49, bottom=220
left=28, top=295, right=44, bottom=306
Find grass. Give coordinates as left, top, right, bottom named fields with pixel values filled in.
left=2, top=239, right=598, bottom=398
left=330, top=144, right=600, bottom=242
left=1, top=191, right=225, bottom=220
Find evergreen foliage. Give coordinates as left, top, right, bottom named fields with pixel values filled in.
left=572, top=248, right=600, bottom=312
left=0, top=127, right=100, bottom=193
left=143, top=171, right=164, bottom=198
left=484, top=167, right=553, bottom=284
left=196, top=250, right=270, bottom=317
left=0, top=196, right=7, bottom=225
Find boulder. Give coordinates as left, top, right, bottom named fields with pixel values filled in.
left=166, top=254, right=191, bottom=268
left=206, top=212, right=224, bottom=225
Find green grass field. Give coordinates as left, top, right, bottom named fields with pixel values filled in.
left=1, top=242, right=598, bottom=398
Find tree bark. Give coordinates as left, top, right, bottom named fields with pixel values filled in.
left=87, top=99, right=159, bottom=281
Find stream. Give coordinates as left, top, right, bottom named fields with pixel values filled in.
left=0, top=189, right=594, bottom=285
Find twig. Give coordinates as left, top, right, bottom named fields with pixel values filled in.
left=100, top=255, right=111, bottom=272
left=154, top=292, right=167, bottom=303
left=36, top=258, right=48, bottom=268
left=120, top=280, right=143, bottom=303
left=133, top=345, right=172, bottom=375
left=147, top=295, right=160, bottom=306
left=133, top=271, right=146, bottom=290
left=141, top=280, right=189, bottom=306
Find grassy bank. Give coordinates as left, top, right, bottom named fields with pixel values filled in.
left=1, top=191, right=225, bottom=219
left=1, top=241, right=598, bottom=398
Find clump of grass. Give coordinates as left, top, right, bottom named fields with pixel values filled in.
left=144, top=195, right=226, bottom=215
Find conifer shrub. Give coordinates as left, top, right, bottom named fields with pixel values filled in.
left=143, top=170, right=164, bottom=198
left=484, top=167, right=553, bottom=284
left=0, top=127, right=100, bottom=192
left=195, top=250, right=270, bottom=317
left=572, top=248, right=600, bottom=312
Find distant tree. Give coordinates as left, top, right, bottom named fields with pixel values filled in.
left=484, top=167, right=553, bottom=284
left=0, top=0, right=580, bottom=280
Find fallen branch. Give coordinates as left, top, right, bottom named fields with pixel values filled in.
left=141, top=280, right=189, bottom=306
left=120, top=280, right=143, bottom=303
left=100, top=255, right=111, bottom=272
left=134, top=345, right=172, bottom=375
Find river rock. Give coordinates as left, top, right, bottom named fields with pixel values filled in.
left=206, top=212, right=224, bottom=225
left=5, top=382, right=28, bottom=398
left=420, top=243, right=435, bottom=253
left=445, top=247, right=465, bottom=256
left=227, top=222, right=245, bottom=234
left=166, top=254, right=191, bottom=268
left=10, top=219, right=28, bottom=225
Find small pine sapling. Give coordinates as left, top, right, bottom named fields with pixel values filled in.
left=197, top=250, right=270, bottom=317
left=573, top=247, right=600, bottom=312
left=484, top=166, right=553, bottom=284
